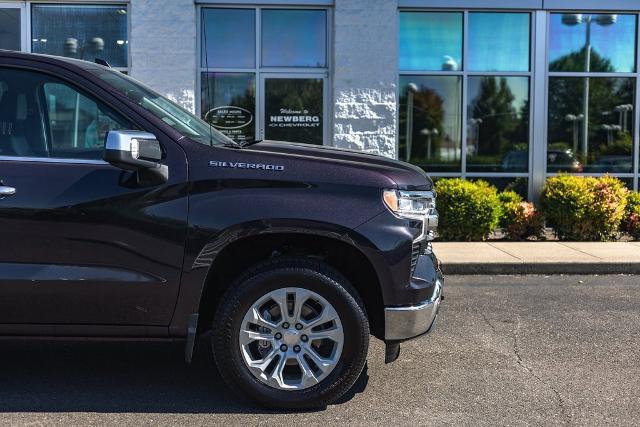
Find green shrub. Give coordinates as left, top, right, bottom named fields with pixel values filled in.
left=435, top=178, right=502, bottom=241
left=541, top=175, right=628, bottom=241
left=622, top=191, right=640, bottom=240
left=499, top=190, right=545, bottom=241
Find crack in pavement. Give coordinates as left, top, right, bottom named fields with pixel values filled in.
left=477, top=308, right=572, bottom=425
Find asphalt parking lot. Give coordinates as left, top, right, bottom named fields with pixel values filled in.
left=1, top=275, right=638, bottom=426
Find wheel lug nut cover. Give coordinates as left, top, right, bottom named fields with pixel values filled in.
left=295, top=323, right=303, bottom=330
left=294, top=345, right=301, bottom=352
left=282, top=322, right=290, bottom=329
left=274, top=333, right=282, bottom=339
left=280, top=344, right=288, bottom=352
left=301, top=335, right=308, bottom=342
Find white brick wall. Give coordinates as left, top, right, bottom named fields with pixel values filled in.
left=332, top=0, right=398, bottom=158
left=129, top=0, right=197, bottom=113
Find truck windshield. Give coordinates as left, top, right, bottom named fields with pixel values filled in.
left=89, top=68, right=235, bottom=147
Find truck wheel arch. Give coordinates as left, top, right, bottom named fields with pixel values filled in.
left=193, top=227, right=386, bottom=340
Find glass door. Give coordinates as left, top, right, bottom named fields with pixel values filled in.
left=0, top=3, right=24, bottom=51
left=259, top=74, right=328, bottom=145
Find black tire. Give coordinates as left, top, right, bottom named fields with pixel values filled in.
left=211, top=256, right=370, bottom=409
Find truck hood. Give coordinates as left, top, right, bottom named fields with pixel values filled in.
left=242, top=140, right=433, bottom=190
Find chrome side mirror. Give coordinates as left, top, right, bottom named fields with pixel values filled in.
left=104, top=130, right=168, bottom=185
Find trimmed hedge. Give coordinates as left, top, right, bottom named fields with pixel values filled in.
left=541, top=175, right=628, bottom=241
left=499, top=190, right=545, bottom=241
left=434, top=178, right=502, bottom=241
left=622, top=191, right=640, bottom=240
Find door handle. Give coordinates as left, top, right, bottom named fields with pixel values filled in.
left=0, top=186, right=16, bottom=197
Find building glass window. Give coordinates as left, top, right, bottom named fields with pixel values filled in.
left=400, top=11, right=532, bottom=194
left=0, top=8, right=21, bottom=51
left=547, top=77, right=634, bottom=173
left=201, top=73, right=256, bottom=144
left=201, top=8, right=255, bottom=69
left=261, top=9, right=327, bottom=68
left=399, top=76, right=462, bottom=172
left=467, top=76, right=530, bottom=172
left=31, top=4, right=128, bottom=68
left=547, top=13, right=638, bottom=178
left=549, top=13, right=637, bottom=73
left=200, top=7, right=329, bottom=145
left=399, top=12, right=463, bottom=71
left=468, top=13, right=530, bottom=72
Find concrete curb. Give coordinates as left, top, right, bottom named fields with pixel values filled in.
left=441, top=262, right=640, bottom=275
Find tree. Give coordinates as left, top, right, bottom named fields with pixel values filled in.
left=469, top=77, right=518, bottom=156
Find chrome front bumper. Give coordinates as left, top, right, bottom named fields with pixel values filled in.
left=384, top=279, right=443, bottom=341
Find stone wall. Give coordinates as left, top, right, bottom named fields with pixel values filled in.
left=332, top=0, right=398, bottom=158
left=129, top=0, right=197, bottom=113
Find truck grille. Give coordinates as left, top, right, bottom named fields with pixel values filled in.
left=410, top=241, right=421, bottom=276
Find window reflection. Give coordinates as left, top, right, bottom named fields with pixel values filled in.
left=0, top=9, right=21, bottom=51
left=31, top=5, right=128, bottom=67
left=399, top=76, right=462, bottom=172
left=468, top=13, right=530, bottom=72
left=549, top=13, right=637, bottom=73
left=548, top=77, right=634, bottom=173
left=469, top=177, right=528, bottom=198
left=201, top=9, right=255, bottom=69
left=261, top=9, right=326, bottom=67
left=467, top=76, right=530, bottom=172
left=399, top=12, right=463, bottom=71
left=201, top=73, right=256, bottom=143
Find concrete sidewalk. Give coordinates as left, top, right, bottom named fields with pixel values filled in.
left=433, top=241, right=640, bottom=274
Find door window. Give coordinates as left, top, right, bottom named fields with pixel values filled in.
left=0, top=67, right=134, bottom=160
left=263, top=77, right=324, bottom=145
left=200, top=7, right=330, bottom=145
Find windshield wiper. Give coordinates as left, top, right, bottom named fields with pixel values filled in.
left=239, top=139, right=264, bottom=148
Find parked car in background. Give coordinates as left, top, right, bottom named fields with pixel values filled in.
left=0, top=51, right=443, bottom=409
left=502, top=149, right=583, bottom=173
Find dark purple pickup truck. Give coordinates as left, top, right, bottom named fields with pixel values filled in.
left=0, top=50, right=443, bottom=409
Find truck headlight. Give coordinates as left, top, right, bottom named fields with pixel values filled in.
left=383, top=189, right=438, bottom=241
left=383, top=190, right=436, bottom=218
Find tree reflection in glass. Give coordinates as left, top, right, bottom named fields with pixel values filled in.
left=466, top=77, right=530, bottom=172
left=548, top=76, right=634, bottom=173
left=399, top=76, right=462, bottom=172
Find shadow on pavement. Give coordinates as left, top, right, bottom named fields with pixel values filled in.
left=0, top=336, right=368, bottom=414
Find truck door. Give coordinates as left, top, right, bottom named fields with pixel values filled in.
left=0, top=65, right=188, bottom=328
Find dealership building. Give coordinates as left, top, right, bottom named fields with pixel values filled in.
left=1, top=0, right=640, bottom=198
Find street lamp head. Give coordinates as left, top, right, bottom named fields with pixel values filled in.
left=442, top=55, right=458, bottom=71
left=561, top=13, right=583, bottom=26
left=407, top=83, right=419, bottom=94
left=595, top=14, right=617, bottom=26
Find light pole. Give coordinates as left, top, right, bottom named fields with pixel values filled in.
left=565, top=113, right=584, bottom=153
left=561, top=13, right=617, bottom=161
left=420, top=128, right=439, bottom=160
left=405, top=83, right=419, bottom=162
left=468, top=118, right=483, bottom=156
left=614, top=104, right=633, bottom=132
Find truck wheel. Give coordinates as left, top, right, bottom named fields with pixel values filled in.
left=212, top=257, right=369, bottom=409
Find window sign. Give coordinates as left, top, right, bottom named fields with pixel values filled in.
left=202, top=73, right=256, bottom=143
left=264, top=78, right=323, bottom=145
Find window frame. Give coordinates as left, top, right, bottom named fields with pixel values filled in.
left=398, top=9, right=535, bottom=191
left=544, top=11, right=640, bottom=191
left=26, top=2, right=131, bottom=74
left=196, top=4, right=332, bottom=144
